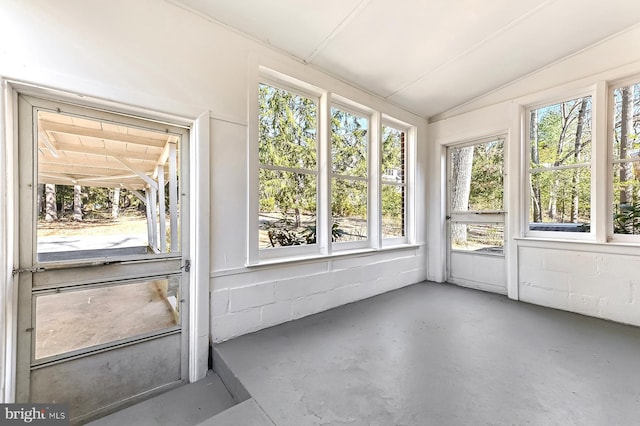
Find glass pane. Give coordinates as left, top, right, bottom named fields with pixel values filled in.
left=35, top=277, right=180, bottom=359
left=450, top=223, right=504, bottom=254
left=612, top=83, right=640, bottom=161
left=36, top=110, right=181, bottom=261
left=382, top=126, right=404, bottom=183
left=613, top=162, right=640, bottom=235
left=259, top=169, right=317, bottom=249
left=331, top=107, right=368, bottom=177
left=530, top=96, right=592, bottom=170
left=332, top=178, right=367, bottom=241
left=258, top=83, right=317, bottom=170
left=529, top=168, right=591, bottom=232
left=450, top=139, right=504, bottom=212
left=382, top=184, right=405, bottom=239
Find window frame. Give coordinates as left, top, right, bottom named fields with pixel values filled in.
left=608, top=75, right=640, bottom=243
left=248, top=69, right=416, bottom=265
left=330, top=101, right=372, bottom=251
left=523, top=89, right=596, bottom=241
left=255, top=78, right=322, bottom=261
left=380, top=118, right=410, bottom=246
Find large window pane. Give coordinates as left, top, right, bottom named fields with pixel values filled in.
left=450, top=223, right=504, bottom=253
left=382, top=184, right=404, bottom=238
left=259, top=83, right=317, bottom=170
left=331, top=108, right=368, bottom=178
left=35, top=277, right=179, bottom=359
left=611, top=82, right=640, bottom=236
left=529, top=168, right=591, bottom=232
left=332, top=178, right=367, bottom=241
left=382, top=126, right=404, bottom=183
left=258, top=82, right=318, bottom=250
left=36, top=110, right=181, bottom=261
left=259, top=169, right=317, bottom=249
left=529, top=97, right=592, bottom=232
left=613, top=162, right=640, bottom=235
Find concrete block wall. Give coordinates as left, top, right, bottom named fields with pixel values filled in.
left=518, top=246, right=640, bottom=327
left=210, top=247, right=427, bottom=342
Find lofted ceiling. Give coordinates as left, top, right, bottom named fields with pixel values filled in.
left=173, top=0, right=640, bottom=118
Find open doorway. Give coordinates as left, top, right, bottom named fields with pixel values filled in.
left=16, top=94, right=190, bottom=423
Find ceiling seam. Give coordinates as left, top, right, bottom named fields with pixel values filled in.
left=304, top=0, right=373, bottom=63
left=428, top=20, right=640, bottom=123
left=385, top=0, right=558, bottom=100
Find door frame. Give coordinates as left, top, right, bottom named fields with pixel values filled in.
left=445, top=134, right=510, bottom=294
left=0, top=80, right=210, bottom=403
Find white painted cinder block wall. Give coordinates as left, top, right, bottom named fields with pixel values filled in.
left=429, top=25, right=640, bottom=327
left=0, top=1, right=429, bottom=344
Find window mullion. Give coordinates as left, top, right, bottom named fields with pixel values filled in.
left=318, top=92, right=332, bottom=255
left=593, top=80, right=608, bottom=243
left=370, top=112, right=381, bottom=248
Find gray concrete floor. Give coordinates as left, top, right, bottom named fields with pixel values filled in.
left=215, top=281, right=640, bottom=426
left=87, top=371, right=235, bottom=426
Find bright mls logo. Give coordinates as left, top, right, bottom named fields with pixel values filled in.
left=0, top=404, right=68, bottom=425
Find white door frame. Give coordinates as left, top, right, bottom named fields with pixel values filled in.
left=0, top=80, right=210, bottom=402
left=445, top=134, right=509, bottom=294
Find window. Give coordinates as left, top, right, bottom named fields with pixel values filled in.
left=612, top=81, right=640, bottom=237
left=381, top=125, right=406, bottom=239
left=528, top=96, right=593, bottom=234
left=258, top=83, right=318, bottom=249
left=331, top=106, right=369, bottom=245
left=251, top=71, right=415, bottom=262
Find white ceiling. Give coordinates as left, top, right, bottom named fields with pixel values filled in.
left=174, top=0, right=640, bottom=118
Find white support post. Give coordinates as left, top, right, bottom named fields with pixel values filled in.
left=168, top=143, right=178, bottom=252
left=144, top=188, right=154, bottom=250
left=149, top=185, right=158, bottom=252
left=157, top=165, right=166, bottom=253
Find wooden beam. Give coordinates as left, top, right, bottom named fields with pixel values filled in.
left=55, top=143, right=159, bottom=162
left=39, top=131, right=59, bottom=157
left=39, top=120, right=166, bottom=148
left=112, top=155, right=158, bottom=190
left=124, top=185, right=146, bottom=204
left=149, top=186, right=159, bottom=252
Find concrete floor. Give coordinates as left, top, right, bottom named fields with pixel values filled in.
left=214, top=282, right=640, bottom=425
left=88, top=371, right=235, bottom=426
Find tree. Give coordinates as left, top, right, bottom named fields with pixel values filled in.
left=258, top=83, right=317, bottom=246
left=112, top=187, right=120, bottom=219
left=570, top=98, right=589, bottom=223
left=73, top=184, right=82, bottom=221
left=530, top=110, right=542, bottom=222
left=450, top=146, right=474, bottom=245
left=45, top=183, right=57, bottom=222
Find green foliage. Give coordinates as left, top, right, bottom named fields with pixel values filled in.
left=614, top=202, right=640, bottom=234
left=258, top=84, right=317, bottom=220
left=468, top=140, right=503, bottom=211
left=529, top=97, right=592, bottom=224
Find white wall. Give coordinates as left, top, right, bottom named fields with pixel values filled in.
left=0, top=0, right=429, bottom=347
left=429, top=24, right=640, bottom=327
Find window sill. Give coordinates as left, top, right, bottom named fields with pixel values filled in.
left=246, top=243, right=421, bottom=269
left=514, top=237, right=640, bottom=256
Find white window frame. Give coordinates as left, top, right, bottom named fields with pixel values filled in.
left=380, top=117, right=411, bottom=247
left=608, top=75, right=640, bottom=244
left=248, top=68, right=417, bottom=265
left=254, top=78, right=321, bottom=261
left=524, top=88, right=597, bottom=241
left=330, top=101, right=372, bottom=252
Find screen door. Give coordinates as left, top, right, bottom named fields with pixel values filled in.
left=15, top=95, right=190, bottom=423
